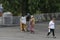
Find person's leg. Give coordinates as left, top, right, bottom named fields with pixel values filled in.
left=20, top=23, right=23, bottom=32
left=47, top=29, right=51, bottom=36
left=30, top=25, right=35, bottom=33
left=52, top=29, right=55, bottom=36
left=24, top=24, right=27, bottom=32
left=26, top=21, right=29, bottom=31
left=52, top=29, right=56, bottom=38
left=30, top=24, right=32, bottom=32
left=28, top=21, right=31, bottom=31
left=27, top=21, right=30, bottom=31
left=47, top=32, right=51, bottom=36
left=22, top=24, right=24, bottom=31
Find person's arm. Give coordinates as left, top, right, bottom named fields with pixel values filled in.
left=48, top=22, right=51, bottom=29
left=48, top=21, right=53, bottom=29
left=32, top=18, right=35, bottom=25
left=48, top=26, right=50, bottom=29
left=33, top=18, right=35, bottom=25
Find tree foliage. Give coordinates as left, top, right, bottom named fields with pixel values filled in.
left=0, top=0, right=60, bottom=16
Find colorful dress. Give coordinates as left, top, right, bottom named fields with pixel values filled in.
left=30, top=18, right=35, bottom=33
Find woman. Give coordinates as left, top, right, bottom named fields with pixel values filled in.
left=30, top=15, right=35, bottom=33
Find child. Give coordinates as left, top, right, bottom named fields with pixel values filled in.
left=30, top=15, right=35, bottom=33
left=47, top=17, right=56, bottom=38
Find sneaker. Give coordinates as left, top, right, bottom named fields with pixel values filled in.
left=46, top=35, right=49, bottom=38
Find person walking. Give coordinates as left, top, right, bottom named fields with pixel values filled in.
left=26, top=13, right=31, bottom=32
left=30, top=15, right=35, bottom=33
left=47, top=17, right=56, bottom=38
left=20, top=15, right=27, bottom=32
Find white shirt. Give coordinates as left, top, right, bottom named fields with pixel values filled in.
left=48, top=21, right=55, bottom=29
left=20, top=16, right=26, bottom=24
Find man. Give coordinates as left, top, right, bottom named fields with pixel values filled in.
left=47, top=17, right=56, bottom=38
left=20, top=15, right=27, bottom=32
left=26, top=13, right=31, bottom=32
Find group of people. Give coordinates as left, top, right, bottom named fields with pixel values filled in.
left=20, top=13, right=56, bottom=38
left=20, top=14, right=35, bottom=33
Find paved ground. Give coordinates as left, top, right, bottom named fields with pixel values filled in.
left=0, top=21, right=60, bottom=40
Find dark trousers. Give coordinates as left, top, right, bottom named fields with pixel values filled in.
left=47, top=29, right=55, bottom=36
left=26, top=21, right=30, bottom=31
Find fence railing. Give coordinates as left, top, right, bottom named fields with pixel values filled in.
left=0, top=13, right=60, bottom=26
left=34, top=13, right=60, bottom=22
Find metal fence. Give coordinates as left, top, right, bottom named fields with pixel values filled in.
left=0, top=13, right=60, bottom=26
left=34, top=13, right=60, bottom=22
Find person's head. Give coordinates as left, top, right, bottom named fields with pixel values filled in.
left=52, top=17, right=56, bottom=22
left=22, top=14, right=25, bottom=17
left=31, top=15, right=34, bottom=18
left=27, top=13, right=30, bottom=15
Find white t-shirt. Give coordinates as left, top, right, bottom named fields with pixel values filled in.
left=20, top=16, right=26, bottom=24
left=48, top=21, right=55, bottom=29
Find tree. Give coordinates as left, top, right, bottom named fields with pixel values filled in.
left=21, top=0, right=29, bottom=16
left=0, top=0, right=60, bottom=16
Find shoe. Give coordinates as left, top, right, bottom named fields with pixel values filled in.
left=46, top=36, right=49, bottom=38
left=27, top=30, right=30, bottom=32
left=30, top=31, right=35, bottom=34
left=53, top=36, right=56, bottom=38
left=21, top=31, right=23, bottom=32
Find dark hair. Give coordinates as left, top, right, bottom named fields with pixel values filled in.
left=22, top=14, right=25, bottom=17
left=26, top=15, right=31, bottom=21
left=52, top=17, right=55, bottom=20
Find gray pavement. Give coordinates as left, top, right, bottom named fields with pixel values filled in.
left=0, top=21, right=60, bottom=40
